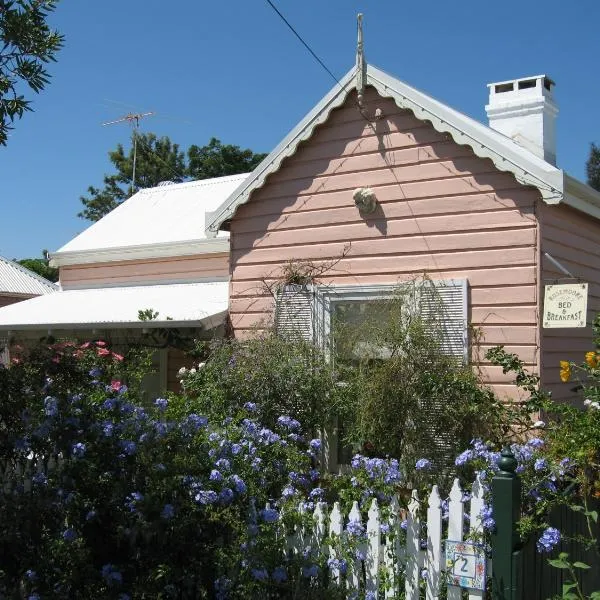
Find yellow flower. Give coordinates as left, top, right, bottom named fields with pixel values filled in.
left=559, top=360, right=571, bottom=383
left=585, top=351, right=598, bottom=368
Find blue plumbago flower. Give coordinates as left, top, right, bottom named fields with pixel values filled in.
left=215, top=458, right=231, bottom=471
left=86, top=510, right=97, bottom=521
left=89, top=367, right=103, bottom=377
left=161, top=503, right=175, bottom=519
left=32, top=472, right=47, bottom=486
left=259, top=428, right=280, bottom=444
left=252, top=568, right=268, bottom=581
left=365, top=592, right=377, bottom=600
left=480, top=504, right=495, bottom=530
left=419, top=538, right=428, bottom=550
left=415, top=458, right=432, bottom=471
left=455, top=449, right=474, bottom=466
left=28, top=595, right=40, bottom=600
left=125, top=491, right=143, bottom=512
left=380, top=523, right=390, bottom=534
left=528, top=437, right=544, bottom=449
left=44, top=396, right=58, bottom=417
left=103, top=398, right=117, bottom=410
left=327, top=557, right=347, bottom=573
left=400, top=519, right=408, bottom=530
left=302, top=564, right=319, bottom=578
left=102, top=421, right=114, bottom=437
left=537, top=527, right=560, bottom=552
left=194, top=490, right=218, bottom=505
left=25, top=569, right=37, bottom=581
left=242, top=419, right=258, bottom=435
left=309, top=438, right=322, bottom=452
left=351, top=454, right=364, bottom=469
left=346, top=519, right=365, bottom=537
left=271, top=566, right=288, bottom=583
left=534, top=458, right=547, bottom=472
left=231, top=475, right=246, bottom=494
left=71, top=442, right=86, bottom=458
left=222, top=416, right=233, bottom=425
left=220, top=488, right=234, bottom=504
left=210, top=469, right=224, bottom=482
left=244, top=402, right=257, bottom=412
left=154, top=397, right=168, bottom=411
left=14, top=437, right=30, bottom=452
left=209, top=432, right=221, bottom=442
left=183, top=413, right=208, bottom=432
left=120, top=440, right=136, bottom=456
left=309, top=487, right=325, bottom=500
left=260, top=507, right=279, bottom=523
left=120, top=402, right=134, bottom=415
left=558, top=457, right=573, bottom=475
left=251, top=457, right=262, bottom=470
left=101, top=563, right=122, bottom=585
left=62, top=528, right=77, bottom=542
left=231, top=443, right=242, bottom=455
left=309, top=468, right=320, bottom=482
left=277, top=415, right=301, bottom=430
left=282, top=485, right=296, bottom=499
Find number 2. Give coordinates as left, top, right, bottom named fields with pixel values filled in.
left=459, top=557, right=469, bottom=573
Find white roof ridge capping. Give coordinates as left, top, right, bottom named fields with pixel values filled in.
left=0, top=255, right=58, bottom=295
left=206, top=64, right=600, bottom=236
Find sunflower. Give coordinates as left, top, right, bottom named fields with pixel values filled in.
left=559, top=360, right=571, bottom=383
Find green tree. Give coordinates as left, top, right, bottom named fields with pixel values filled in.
left=0, top=0, right=63, bottom=145
left=187, top=137, right=266, bottom=180
left=17, top=249, right=58, bottom=282
left=586, top=142, right=600, bottom=192
left=78, top=133, right=186, bottom=222
left=79, top=135, right=267, bottom=222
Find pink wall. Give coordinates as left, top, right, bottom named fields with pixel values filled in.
left=228, top=88, right=542, bottom=399
left=539, top=203, right=600, bottom=400
left=59, top=253, right=229, bottom=289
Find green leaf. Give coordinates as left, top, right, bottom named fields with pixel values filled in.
left=572, top=561, right=591, bottom=569
left=587, top=510, right=598, bottom=523
left=562, top=582, right=578, bottom=593
left=548, top=558, right=570, bottom=569
left=588, top=591, right=600, bottom=600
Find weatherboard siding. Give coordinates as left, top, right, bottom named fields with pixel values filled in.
left=59, top=253, right=229, bottom=288
left=539, top=203, right=600, bottom=401
left=228, top=88, right=541, bottom=399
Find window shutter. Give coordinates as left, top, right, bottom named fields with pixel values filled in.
left=274, top=284, right=314, bottom=343
left=0, top=338, right=9, bottom=367
left=418, top=279, right=468, bottom=473
left=419, top=279, right=468, bottom=363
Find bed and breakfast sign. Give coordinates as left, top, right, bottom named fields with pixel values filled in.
left=543, top=283, right=588, bottom=328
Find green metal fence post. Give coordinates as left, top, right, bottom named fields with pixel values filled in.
left=491, top=447, right=521, bottom=600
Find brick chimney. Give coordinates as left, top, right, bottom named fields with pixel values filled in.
left=485, top=75, right=558, bottom=165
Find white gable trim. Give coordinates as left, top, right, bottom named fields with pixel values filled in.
left=206, top=64, right=600, bottom=235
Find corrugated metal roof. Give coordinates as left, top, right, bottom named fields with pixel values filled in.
left=56, top=173, right=249, bottom=255
left=0, top=256, right=58, bottom=296
left=0, top=281, right=228, bottom=330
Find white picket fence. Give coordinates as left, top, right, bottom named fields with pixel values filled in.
left=0, top=454, right=62, bottom=493
left=289, top=475, right=487, bottom=599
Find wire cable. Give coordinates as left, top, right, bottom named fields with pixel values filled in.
left=264, top=0, right=345, bottom=90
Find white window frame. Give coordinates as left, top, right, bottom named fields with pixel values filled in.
left=313, top=279, right=469, bottom=363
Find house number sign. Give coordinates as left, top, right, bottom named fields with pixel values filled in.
left=445, top=540, right=486, bottom=591
left=543, top=283, right=588, bottom=328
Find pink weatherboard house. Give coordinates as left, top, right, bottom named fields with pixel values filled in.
left=206, top=57, right=600, bottom=401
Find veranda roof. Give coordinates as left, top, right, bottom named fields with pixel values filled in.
left=0, top=282, right=228, bottom=331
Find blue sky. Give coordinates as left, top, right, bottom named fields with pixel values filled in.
left=2, top=0, right=599, bottom=260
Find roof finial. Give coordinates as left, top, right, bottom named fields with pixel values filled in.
left=356, top=13, right=366, bottom=108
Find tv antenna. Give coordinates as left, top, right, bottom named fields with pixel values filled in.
left=102, top=111, right=154, bottom=196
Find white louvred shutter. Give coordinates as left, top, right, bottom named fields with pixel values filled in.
left=274, top=284, right=314, bottom=343
left=418, top=279, right=468, bottom=363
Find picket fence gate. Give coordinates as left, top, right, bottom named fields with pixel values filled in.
left=285, top=475, right=488, bottom=599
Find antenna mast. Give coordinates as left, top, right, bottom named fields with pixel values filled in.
left=102, top=111, right=154, bottom=196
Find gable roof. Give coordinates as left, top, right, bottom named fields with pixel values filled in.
left=0, top=256, right=58, bottom=296
left=206, top=64, right=600, bottom=235
left=52, top=173, right=250, bottom=267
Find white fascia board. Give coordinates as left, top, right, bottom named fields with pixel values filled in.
left=563, top=174, right=600, bottom=221
left=207, top=64, right=575, bottom=235
left=50, top=238, right=229, bottom=267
